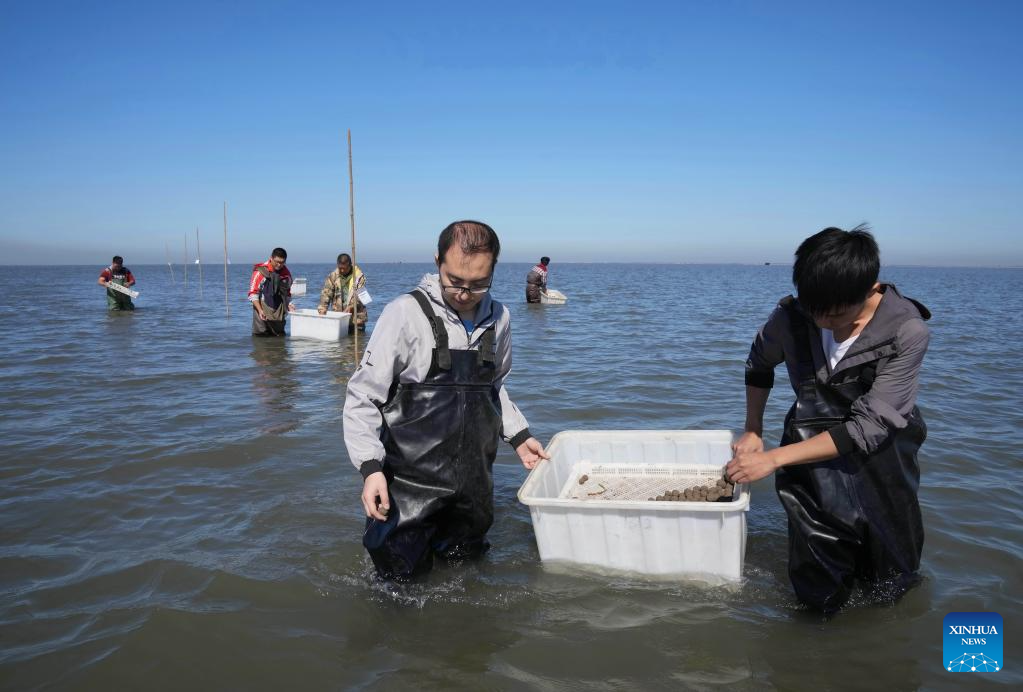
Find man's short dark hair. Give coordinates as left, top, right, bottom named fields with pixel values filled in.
left=271, top=248, right=287, bottom=260
left=793, top=224, right=880, bottom=317
left=337, top=253, right=351, bottom=264
left=112, top=255, right=123, bottom=264
left=541, top=256, right=550, bottom=265
left=437, top=220, right=501, bottom=267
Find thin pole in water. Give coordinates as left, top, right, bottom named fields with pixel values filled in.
left=347, top=129, right=359, bottom=365
left=223, top=202, right=230, bottom=317
left=165, top=242, right=175, bottom=283
left=184, top=233, right=188, bottom=287
left=196, top=226, right=204, bottom=299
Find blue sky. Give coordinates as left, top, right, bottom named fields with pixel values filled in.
left=1, top=1, right=1020, bottom=266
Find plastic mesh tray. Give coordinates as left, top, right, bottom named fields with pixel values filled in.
left=559, top=463, right=734, bottom=502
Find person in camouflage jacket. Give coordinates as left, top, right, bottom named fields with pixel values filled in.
left=318, top=253, right=368, bottom=332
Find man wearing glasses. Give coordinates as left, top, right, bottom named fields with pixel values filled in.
left=247, top=247, right=295, bottom=336
left=343, top=220, right=548, bottom=580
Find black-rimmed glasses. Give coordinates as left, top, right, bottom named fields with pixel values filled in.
left=440, top=282, right=492, bottom=296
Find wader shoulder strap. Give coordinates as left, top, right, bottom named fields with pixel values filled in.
left=408, top=290, right=451, bottom=370
left=478, top=326, right=496, bottom=365
left=781, top=296, right=817, bottom=401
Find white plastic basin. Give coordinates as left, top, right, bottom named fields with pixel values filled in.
left=518, top=430, right=749, bottom=583
left=289, top=308, right=351, bottom=340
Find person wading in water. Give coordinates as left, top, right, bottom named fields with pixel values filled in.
left=343, top=220, right=549, bottom=581
left=317, top=252, right=368, bottom=333
left=97, top=255, right=136, bottom=311
left=248, top=247, right=295, bottom=336
left=727, top=225, right=931, bottom=613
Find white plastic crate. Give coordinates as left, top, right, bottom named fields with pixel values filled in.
left=517, top=430, right=749, bottom=583
left=540, top=289, right=567, bottom=304
left=106, top=282, right=139, bottom=299
left=291, top=277, right=307, bottom=296
left=289, top=308, right=351, bottom=340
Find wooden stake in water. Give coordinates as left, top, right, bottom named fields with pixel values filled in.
left=223, top=202, right=230, bottom=317
left=165, top=242, right=176, bottom=283
left=348, top=129, right=359, bottom=364
left=184, top=233, right=188, bottom=287
left=196, top=226, right=204, bottom=299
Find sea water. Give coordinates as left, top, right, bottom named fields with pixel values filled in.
left=1, top=263, right=1020, bottom=690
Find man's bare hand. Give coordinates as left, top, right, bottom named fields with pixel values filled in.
left=731, top=431, right=764, bottom=456
left=726, top=450, right=778, bottom=484
left=515, top=437, right=550, bottom=470
left=362, top=472, right=390, bottom=520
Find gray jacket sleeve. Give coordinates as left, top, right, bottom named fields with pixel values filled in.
left=831, top=318, right=930, bottom=456
left=342, top=298, right=411, bottom=476
left=492, top=306, right=531, bottom=448
left=744, top=305, right=788, bottom=389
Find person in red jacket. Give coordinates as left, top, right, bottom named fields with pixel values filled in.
left=525, top=256, right=549, bottom=303
left=248, top=247, right=294, bottom=336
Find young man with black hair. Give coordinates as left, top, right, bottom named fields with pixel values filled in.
left=98, top=255, right=136, bottom=310
left=248, top=247, right=294, bottom=336
left=343, top=220, right=548, bottom=580
left=727, top=225, right=931, bottom=612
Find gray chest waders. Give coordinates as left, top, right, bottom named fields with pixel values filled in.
left=363, top=290, right=502, bottom=580
left=776, top=297, right=926, bottom=611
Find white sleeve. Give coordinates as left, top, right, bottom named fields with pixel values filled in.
left=342, top=299, right=412, bottom=470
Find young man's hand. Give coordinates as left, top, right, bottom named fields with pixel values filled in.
left=515, top=437, right=550, bottom=469
left=726, top=432, right=769, bottom=483
left=731, top=431, right=764, bottom=456
left=729, top=429, right=838, bottom=484
left=726, top=449, right=778, bottom=484
left=287, top=303, right=296, bottom=312
left=362, top=472, right=390, bottom=520
left=317, top=306, right=327, bottom=315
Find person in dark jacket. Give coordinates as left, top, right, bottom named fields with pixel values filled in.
left=726, top=225, right=931, bottom=613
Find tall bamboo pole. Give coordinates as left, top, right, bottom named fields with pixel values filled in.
left=223, top=202, right=230, bottom=317
left=348, top=129, right=359, bottom=363
left=196, top=226, right=204, bottom=299
left=165, top=242, right=175, bottom=283
left=184, top=233, right=188, bottom=287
